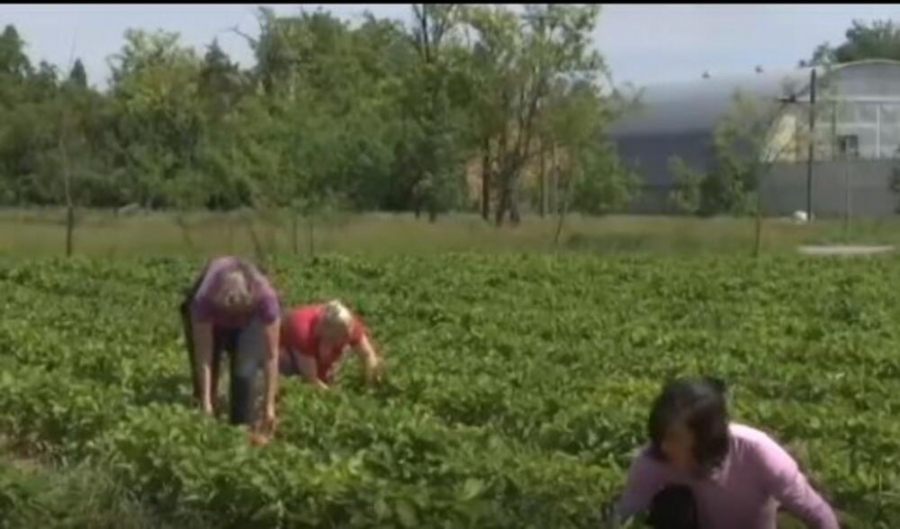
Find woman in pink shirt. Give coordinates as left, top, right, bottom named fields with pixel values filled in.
left=609, top=377, right=840, bottom=529
left=179, top=256, right=281, bottom=431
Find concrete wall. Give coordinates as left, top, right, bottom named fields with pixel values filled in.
left=623, top=160, right=900, bottom=218
left=761, top=159, right=899, bottom=217
left=615, top=132, right=713, bottom=187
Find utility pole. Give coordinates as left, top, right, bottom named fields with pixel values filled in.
left=806, top=68, right=817, bottom=221
left=844, top=140, right=850, bottom=238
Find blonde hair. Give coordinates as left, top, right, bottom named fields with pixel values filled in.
left=212, top=266, right=255, bottom=310
left=321, top=299, right=353, bottom=334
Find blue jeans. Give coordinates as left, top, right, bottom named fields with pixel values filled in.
left=180, top=296, right=267, bottom=426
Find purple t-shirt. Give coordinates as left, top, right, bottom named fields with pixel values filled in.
left=189, top=256, right=280, bottom=329
left=614, top=423, right=839, bottom=529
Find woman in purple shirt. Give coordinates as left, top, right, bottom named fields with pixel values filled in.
left=179, top=256, right=281, bottom=430
left=609, top=377, right=840, bottom=529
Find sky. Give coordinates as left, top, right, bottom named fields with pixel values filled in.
left=2, top=3, right=900, bottom=91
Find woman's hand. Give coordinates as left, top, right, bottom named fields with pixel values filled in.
left=262, top=402, right=277, bottom=432
left=249, top=432, right=270, bottom=447
left=251, top=403, right=278, bottom=447
left=294, top=352, right=325, bottom=387
left=368, top=354, right=384, bottom=385
left=355, top=335, right=382, bottom=386
left=250, top=416, right=275, bottom=447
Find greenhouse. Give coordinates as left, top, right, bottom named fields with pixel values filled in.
left=611, top=60, right=900, bottom=216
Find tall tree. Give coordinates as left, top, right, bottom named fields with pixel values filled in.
left=544, top=80, right=638, bottom=217
left=0, top=6, right=631, bottom=223
left=29, top=61, right=59, bottom=101
left=460, top=4, right=607, bottom=226
left=0, top=25, right=33, bottom=111
left=106, top=29, right=204, bottom=208
left=68, top=59, right=87, bottom=88
left=403, top=4, right=471, bottom=221
left=0, top=29, right=68, bottom=205
left=245, top=8, right=426, bottom=213
left=198, top=40, right=245, bottom=118
left=0, top=25, right=31, bottom=78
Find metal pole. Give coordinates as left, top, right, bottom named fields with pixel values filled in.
left=844, top=147, right=850, bottom=238
left=806, top=68, right=817, bottom=221
left=876, top=103, right=882, bottom=159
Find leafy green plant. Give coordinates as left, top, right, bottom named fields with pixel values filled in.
left=0, top=254, right=899, bottom=527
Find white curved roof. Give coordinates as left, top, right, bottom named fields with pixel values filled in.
left=611, top=60, right=900, bottom=137
left=610, top=67, right=817, bottom=137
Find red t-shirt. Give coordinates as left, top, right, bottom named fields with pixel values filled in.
left=280, top=304, right=367, bottom=382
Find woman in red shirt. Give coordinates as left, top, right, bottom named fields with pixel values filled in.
left=279, top=300, right=382, bottom=389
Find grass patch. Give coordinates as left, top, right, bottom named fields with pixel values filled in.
left=0, top=209, right=897, bottom=258
left=0, top=442, right=208, bottom=529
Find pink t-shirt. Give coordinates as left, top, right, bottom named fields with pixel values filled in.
left=615, top=423, right=839, bottom=529
left=189, top=256, right=280, bottom=329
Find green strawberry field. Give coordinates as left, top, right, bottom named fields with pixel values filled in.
left=0, top=254, right=898, bottom=528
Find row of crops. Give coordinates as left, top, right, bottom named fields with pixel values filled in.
left=0, top=254, right=898, bottom=527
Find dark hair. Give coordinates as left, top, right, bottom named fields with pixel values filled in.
left=648, top=377, right=731, bottom=474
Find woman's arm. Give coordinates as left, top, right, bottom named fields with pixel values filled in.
left=755, top=435, right=840, bottom=529
left=261, top=318, right=281, bottom=428
left=254, top=275, right=282, bottom=429
left=191, top=318, right=215, bottom=415
left=353, top=334, right=381, bottom=385
left=295, top=352, right=329, bottom=390
left=607, top=450, right=667, bottom=527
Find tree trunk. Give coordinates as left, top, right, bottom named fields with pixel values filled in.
left=59, top=126, right=75, bottom=258
left=244, top=214, right=266, bottom=266
left=554, top=195, right=569, bottom=248
left=495, top=172, right=511, bottom=227
left=427, top=182, right=438, bottom=223
left=227, top=215, right=235, bottom=253
left=539, top=142, right=547, bottom=218
left=495, top=121, right=511, bottom=227
left=554, top=162, right=572, bottom=248
left=307, top=215, right=315, bottom=258
left=753, top=187, right=762, bottom=258
left=292, top=213, right=299, bottom=256
left=412, top=179, right=422, bottom=219
left=65, top=206, right=75, bottom=258
left=552, top=144, right=559, bottom=215
left=481, top=139, right=491, bottom=221
left=510, top=176, right=521, bottom=226
left=175, top=215, right=196, bottom=253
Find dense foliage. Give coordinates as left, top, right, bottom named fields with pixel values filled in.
left=803, top=19, right=900, bottom=67
left=0, top=5, right=637, bottom=223
left=668, top=91, right=793, bottom=217
left=0, top=254, right=898, bottom=527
